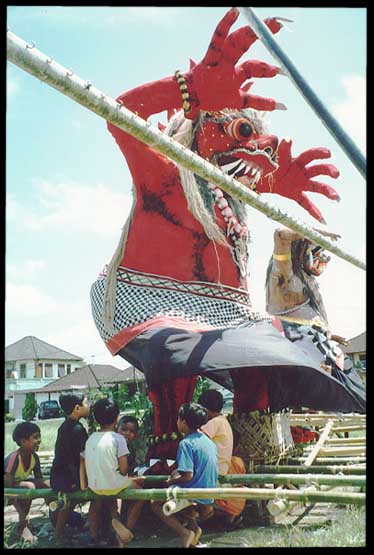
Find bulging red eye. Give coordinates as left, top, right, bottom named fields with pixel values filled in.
left=224, top=118, right=254, bottom=141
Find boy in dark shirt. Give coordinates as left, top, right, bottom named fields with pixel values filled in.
left=4, top=421, right=49, bottom=544
left=50, top=391, right=90, bottom=536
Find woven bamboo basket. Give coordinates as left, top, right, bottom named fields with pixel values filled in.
left=228, top=411, right=295, bottom=465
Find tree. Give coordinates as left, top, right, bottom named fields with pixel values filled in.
left=22, top=393, right=38, bottom=421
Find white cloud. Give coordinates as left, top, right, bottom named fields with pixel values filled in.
left=8, top=6, right=178, bottom=28
left=8, top=182, right=133, bottom=236
left=7, top=259, right=46, bottom=281
left=332, top=75, right=366, bottom=155
left=6, top=283, right=59, bottom=315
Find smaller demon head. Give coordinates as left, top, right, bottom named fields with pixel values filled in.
left=193, top=109, right=279, bottom=192
left=293, top=239, right=331, bottom=277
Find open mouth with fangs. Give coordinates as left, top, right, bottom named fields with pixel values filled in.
left=214, top=148, right=279, bottom=189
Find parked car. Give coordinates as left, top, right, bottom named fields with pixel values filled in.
left=38, top=400, right=62, bottom=420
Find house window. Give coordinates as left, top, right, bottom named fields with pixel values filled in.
left=45, top=364, right=53, bottom=378
left=58, top=364, right=66, bottom=377
left=35, top=363, right=43, bottom=378
left=6, top=369, right=12, bottom=379
left=67, top=364, right=71, bottom=375
left=20, top=364, right=26, bottom=379
left=359, top=355, right=366, bottom=368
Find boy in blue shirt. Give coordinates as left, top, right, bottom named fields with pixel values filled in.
left=150, top=402, right=218, bottom=548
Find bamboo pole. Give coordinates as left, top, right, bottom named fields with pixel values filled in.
left=288, top=456, right=366, bottom=465
left=219, top=474, right=365, bottom=487
left=313, top=447, right=366, bottom=457
left=290, top=414, right=366, bottom=426
left=6, top=30, right=366, bottom=272
left=268, top=419, right=333, bottom=517
left=325, top=438, right=366, bottom=445
left=239, top=8, right=366, bottom=180
left=303, top=419, right=334, bottom=466
left=255, top=465, right=365, bottom=475
left=332, top=425, right=366, bottom=434
left=4, top=487, right=365, bottom=505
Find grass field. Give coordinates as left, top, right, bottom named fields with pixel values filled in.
left=4, top=418, right=89, bottom=454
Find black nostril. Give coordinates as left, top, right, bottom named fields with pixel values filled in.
left=264, top=146, right=273, bottom=156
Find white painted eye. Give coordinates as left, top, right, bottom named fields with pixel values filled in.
left=224, top=118, right=254, bottom=141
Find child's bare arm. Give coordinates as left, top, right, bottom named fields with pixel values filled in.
left=118, top=454, right=129, bottom=476
left=79, top=456, right=88, bottom=490
left=166, top=470, right=193, bottom=485
left=4, top=472, right=14, bottom=488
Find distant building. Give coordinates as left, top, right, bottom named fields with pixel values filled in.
left=12, top=363, right=146, bottom=420
left=342, top=331, right=366, bottom=381
left=5, top=336, right=85, bottom=414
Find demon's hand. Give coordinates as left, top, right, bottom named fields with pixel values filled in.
left=259, top=139, right=340, bottom=223
left=184, top=8, right=287, bottom=118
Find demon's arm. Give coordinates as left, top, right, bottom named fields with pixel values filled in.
left=107, top=8, right=283, bottom=170
left=257, top=139, right=341, bottom=223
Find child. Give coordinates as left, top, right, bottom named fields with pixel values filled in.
left=198, top=389, right=233, bottom=476
left=49, top=391, right=90, bottom=536
left=4, top=421, right=50, bottom=544
left=150, top=402, right=218, bottom=548
left=117, top=415, right=139, bottom=474
left=198, top=389, right=245, bottom=529
left=80, top=398, right=144, bottom=547
left=116, top=415, right=144, bottom=531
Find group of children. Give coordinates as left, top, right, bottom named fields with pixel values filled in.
left=5, top=388, right=245, bottom=548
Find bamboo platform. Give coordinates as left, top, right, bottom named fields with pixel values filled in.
left=5, top=411, right=366, bottom=532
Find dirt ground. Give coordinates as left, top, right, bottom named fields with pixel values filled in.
left=4, top=496, right=350, bottom=549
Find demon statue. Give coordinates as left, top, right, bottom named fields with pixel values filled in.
left=90, top=8, right=365, bottom=459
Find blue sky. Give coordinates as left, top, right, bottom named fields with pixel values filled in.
left=6, top=7, right=366, bottom=367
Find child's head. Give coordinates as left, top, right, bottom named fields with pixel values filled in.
left=177, top=403, right=208, bottom=434
left=117, top=415, right=139, bottom=443
left=12, top=421, right=41, bottom=451
left=198, top=389, right=223, bottom=417
left=59, top=391, right=90, bottom=419
left=93, top=397, right=120, bottom=427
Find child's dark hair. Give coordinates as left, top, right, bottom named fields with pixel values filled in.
left=198, top=389, right=223, bottom=413
left=93, top=397, right=120, bottom=426
left=59, top=391, right=86, bottom=415
left=12, top=421, right=41, bottom=446
left=118, top=415, right=139, bottom=430
left=178, top=403, right=208, bottom=430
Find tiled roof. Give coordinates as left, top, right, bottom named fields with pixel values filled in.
left=14, top=364, right=145, bottom=394
left=5, top=336, right=83, bottom=362
left=342, top=332, right=366, bottom=355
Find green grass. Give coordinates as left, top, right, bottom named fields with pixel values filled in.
left=265, top=505, right=365, bottom=548
left=4, top=418, right=89, bottom=454
left=3, top=504, right=365, bottom=549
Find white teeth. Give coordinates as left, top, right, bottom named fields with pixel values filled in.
left=233, top=163, right=247, bottom=176
left=250, top=167, right=257, bottom=177
left=254, top=170, right=262, bottom=183
left=221, top=160, right=242, bottom=173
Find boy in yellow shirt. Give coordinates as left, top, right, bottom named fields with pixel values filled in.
left=4, top=421, right=50, bottom=544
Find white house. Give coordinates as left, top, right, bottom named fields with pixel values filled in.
left=11, top=364, right=146, bottom=420
left=5, top=336, right=85, bottom=414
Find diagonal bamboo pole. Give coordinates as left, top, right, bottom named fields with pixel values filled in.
left=6, top=30, right=365, bottom=271
left=239, top=7, right=366, bottom=180
left=303, top=419, right=335, bottom=466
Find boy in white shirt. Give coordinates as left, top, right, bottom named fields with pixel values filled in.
left=80, top=398, right=143, bottom=547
